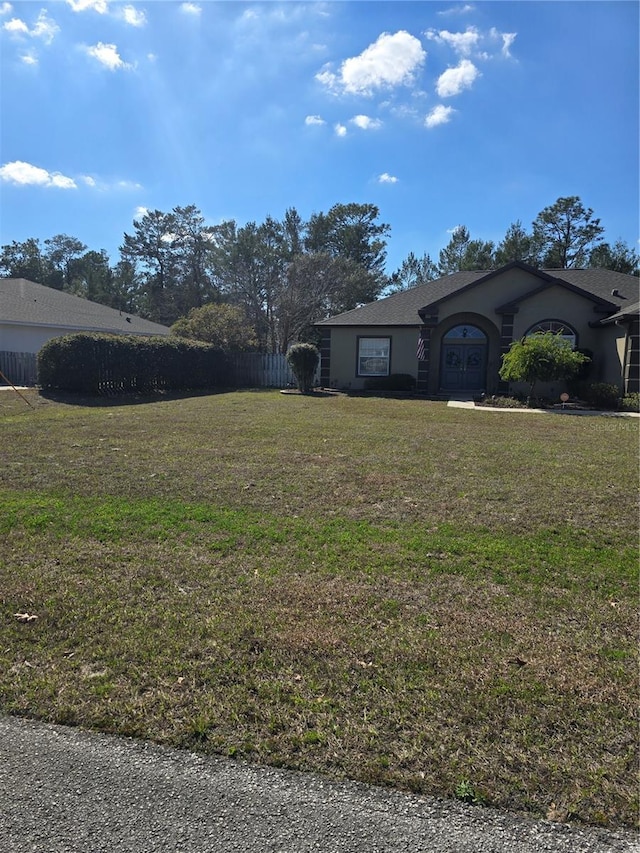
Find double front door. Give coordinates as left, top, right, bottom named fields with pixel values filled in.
left=440, top=339, right=487, bottom=391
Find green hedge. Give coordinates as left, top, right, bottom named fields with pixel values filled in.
left=363, top=373, right=416, bottom=392
left=37, top=333, right=229, bottom=395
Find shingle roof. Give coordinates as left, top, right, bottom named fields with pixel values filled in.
left=0, top=278, right=170, bottom=336
left=317, top=265, right=640, bottom=327
left=599, top=301, right=640, bottom=324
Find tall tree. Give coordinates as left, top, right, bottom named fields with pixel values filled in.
left=306, top=202, right=390, bottom=294
left=0, top=238, right=51, bottom=285
left=588, top=240, right=639, bottom=276
left=44, top=234, right=87, bottom=291
left=67, top=250, right=114, bottom=304
left=532, top=196, right=604, bottom=268
left=438, top=226, right=494, bottom=274
left=494, top=220, right=539, bottom=267
left=120, top=209, right=178, bottom=322
left=387, top=251, right=438, bottom=293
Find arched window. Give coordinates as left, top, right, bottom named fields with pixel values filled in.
left=525, top=320, right=577, bottom=347
left=443, top=324, right=486, bottom=340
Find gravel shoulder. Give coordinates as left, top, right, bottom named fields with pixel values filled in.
left=0, top=715, right=637, bottom=853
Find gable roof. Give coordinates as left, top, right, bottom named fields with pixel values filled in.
left=317, top=263, right=640, bottom=327
left=0, top=278, right=170, bottom=337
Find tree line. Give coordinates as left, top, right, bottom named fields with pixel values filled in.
left=1, top=196, right=637, bottom=353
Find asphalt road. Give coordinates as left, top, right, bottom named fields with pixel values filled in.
left=0, top=715, right=637, bottom=853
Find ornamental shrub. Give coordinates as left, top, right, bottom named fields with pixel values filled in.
left=363, top=373, right=416, bottom=393
left=499, top=332, right=589, bottom=401
left=286, top=343, right=319, bottom=393
left=583, top=382, right=621, bottom=410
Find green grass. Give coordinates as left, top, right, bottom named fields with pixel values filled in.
left=0, top=388, right=638, bottom=828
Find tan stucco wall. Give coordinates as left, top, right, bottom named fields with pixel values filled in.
left=328, top=326, right=420, bottom=390
left=326, top=269, right=629, bottom=395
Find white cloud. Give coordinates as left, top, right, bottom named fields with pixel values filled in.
left=438, top=4, right=474, bottom=16
left=81, top=175, right=97, bottom=187
left=180, top=2, right=201, bottom=15
left=85, top=42, right=131, bottom=71
left=0, top=160, right=76, bottom=189
left=20, top=51, right=38, bottom=65
left=0, top=3, right=13, bottom=15
left=425, top=104, right=455, bottom=128
left=351, top=114, right=382, bottom=130
left=334, top=123, right=347, bottom=137
left=493, top=28, right=517, bottom=58
left=3, top=16, right=27, bottom=35
left=134, top=206, right=148, bottom=220
left=67, top=0, right=109, bottom=12
left=426, top=27, right=479, bottom=56
left=436, top=59, right=479, bottom=97
left=305, top=115, right=325, bottom=126
left=317, top=31, right=426, bottom=96
left=120, top=5, right=146, bottom=27
left=378, top=173, right=398, bottom=184
left=3, top=10, right=58, bottom=43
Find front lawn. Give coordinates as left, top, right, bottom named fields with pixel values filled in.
left=0, top=389, right=637, bottom=827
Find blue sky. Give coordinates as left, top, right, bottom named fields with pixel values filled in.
left=1, top=0, right=638, bottom=275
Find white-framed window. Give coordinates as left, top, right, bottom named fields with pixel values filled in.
left=525, top=320, right=577, bottom=347
left=357, top=336, right=390, bottom=376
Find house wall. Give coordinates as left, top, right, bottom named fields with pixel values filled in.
left=0, top=323, right=66, bottom=354
left=327, top=326, right=420, bottom=390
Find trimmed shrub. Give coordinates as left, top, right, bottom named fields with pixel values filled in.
left=363, top=373, right=416, bottom=392
left=38, top=333, right=229, bottom=395
left=621, top=392, right=640, bottom=412
left=583, top=382, right=621, bottom=410
left=286, top=343, right=319, bottom=393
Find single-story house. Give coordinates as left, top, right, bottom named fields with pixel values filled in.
left=0, top=277, right=171, bottom=384
left=316, top=262, right=639, bottom=397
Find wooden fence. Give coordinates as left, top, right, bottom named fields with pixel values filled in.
left=228, top=352, right=320, bottom=389
left=0, top=352, right=37, bottom=386
left=0, top=350, right=318, bottom=390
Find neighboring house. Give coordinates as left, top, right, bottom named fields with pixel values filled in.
left=0, top=278, right=171, bottom=384
left=316, top=262, right=639, bottom=397
left=0, top=277, right=170, bottom=353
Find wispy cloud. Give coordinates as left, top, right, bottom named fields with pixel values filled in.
left=426, top=26, right=479, bottom=56
left=0, top=160, right=76, bottom=189
left=305, top=115, right=325, bottom=126
left=85, top=42, right=132, bottom=71
left=317, top=31, right=426, bottom=96
left=490, top=27, right=517, bottom=58
left=20, top=51, right=38, bottom=66
left=81, top=175, right=143, bottom=191
left=351, top=115, right=382, bottom=130
left=334, top=123, right=347, bottom=137
left=378, top=173, right=398, bottom=184
left=3, top=10, right=59, bottom=44
left=180, top=3, right=201, bottom=16
left=0, top=3, right=13, bottom=16
left=438, top=4, right=474, bottom=16
left=436, top=59, right=479, bottom=97
left=134, top=206, right=149, bottom=220
left=425, top=104, right=455, bottom=128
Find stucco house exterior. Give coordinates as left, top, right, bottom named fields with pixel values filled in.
left=316, top=262, right=639, bottom=397
left=0, top=277, right=170, bottom=384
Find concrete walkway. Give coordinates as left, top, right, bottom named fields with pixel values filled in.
left=0, top=716, right=637, bottom=853
left=447, top=395, right=640, bottom=416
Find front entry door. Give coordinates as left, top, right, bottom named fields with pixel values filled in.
left=440, top=327, right=487, bottom=391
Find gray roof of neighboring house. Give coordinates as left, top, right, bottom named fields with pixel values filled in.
left=317, top=264, right=640, bottom=327
left=0, top=278, right=171, bottom=336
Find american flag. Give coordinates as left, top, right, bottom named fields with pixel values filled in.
left=416, top=333, right=426, bottom=361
